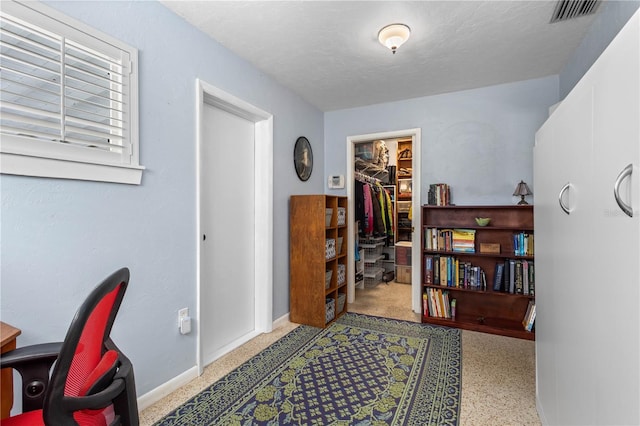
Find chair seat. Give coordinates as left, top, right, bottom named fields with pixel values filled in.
left=1, top=409, right=43, bottom=426
left=0, top=268, right=137, bottom=425
left=1, top=408, right=112, bottom=426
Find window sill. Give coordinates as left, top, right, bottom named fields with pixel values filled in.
left=0, top=152, right=144, bottom=185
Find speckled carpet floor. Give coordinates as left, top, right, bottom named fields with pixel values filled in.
left=141, top=281, right=540, bottom=426
left=154, top=312, right=461, bottom=426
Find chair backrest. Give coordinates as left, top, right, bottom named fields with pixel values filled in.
left=43, top=268, right=131, bottom=425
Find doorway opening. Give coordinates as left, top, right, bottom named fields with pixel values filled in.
left=346, top=129, right=422, bottom=314
left=196, top=80, right=273, bottom=374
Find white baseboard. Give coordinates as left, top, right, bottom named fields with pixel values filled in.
left=137, top=365, right=199, bottom=411
left=137, top=314, right=291, bottom=412
left=272, top=312, right=290, bottom=329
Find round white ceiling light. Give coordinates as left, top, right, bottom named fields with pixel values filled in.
left=378, top=23, right=411, bottom=54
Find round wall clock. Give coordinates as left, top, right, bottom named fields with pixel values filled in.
left=294, top=136, right=313, bottom=181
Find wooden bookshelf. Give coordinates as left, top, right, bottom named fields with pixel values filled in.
left=421, top=205, right=535, bottom=340
left=290, top=195, right=348, bottom=328
left=396, top=138, right=412, bottom=241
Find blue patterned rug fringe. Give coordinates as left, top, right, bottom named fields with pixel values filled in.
left=155, top=313, right=461, bottom=425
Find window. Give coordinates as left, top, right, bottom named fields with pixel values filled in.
left=1, top=1, right=143, bottom=184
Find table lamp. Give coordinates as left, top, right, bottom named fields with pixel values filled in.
left=513, top=180, right=532, bottom=205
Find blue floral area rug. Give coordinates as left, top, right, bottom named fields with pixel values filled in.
left=155, top=313, right=461, bottom=425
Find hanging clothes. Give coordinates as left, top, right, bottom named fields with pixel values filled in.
left=370, top=185, right=385, bottom=236
left=363, top=183, right=374, bottom=235
left=382, top=185, right=394, bottom=238
left=355, top=180, right=366, bottom=231
left=377, top=184, right=388, bottom=236
left=355, top=173, right=393, bottom=238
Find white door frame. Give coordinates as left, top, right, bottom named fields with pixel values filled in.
left=195, top=79, right=273, bottom=374
left=346, top=128, right=422, bottom=313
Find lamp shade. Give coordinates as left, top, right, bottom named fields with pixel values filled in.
left=378, top=24, right=411, bottom=54
left=513, top=180, right=532, bottom=196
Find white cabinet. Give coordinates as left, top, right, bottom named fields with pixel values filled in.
left=534, top=10, right=639, bottom=425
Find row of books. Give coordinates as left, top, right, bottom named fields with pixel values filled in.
left=514, top=232, right=534, bottom=256
left=427, top=183, right=451, bottom=206
left=493, top=259, right=535, bottom=295
left=424, top=228, right=476, bottom=252
left=423, top=288, right=456, bottom=319
left=424, top=255, right=487, bottom=290
left=522, top=301, right=536, bottom=331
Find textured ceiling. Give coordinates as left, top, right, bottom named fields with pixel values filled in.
left=161, top=1, right=599, bottom=111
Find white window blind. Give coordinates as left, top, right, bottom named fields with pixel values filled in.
left=0, top=1, right=143, bottom=184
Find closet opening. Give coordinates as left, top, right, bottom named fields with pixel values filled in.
left=346, top=129, right=422, bottom=315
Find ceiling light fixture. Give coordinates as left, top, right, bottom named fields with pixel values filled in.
left=378, top=23, right=411, bottom=54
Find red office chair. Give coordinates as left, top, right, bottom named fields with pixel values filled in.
left=0, top=268, right=138, bottom=425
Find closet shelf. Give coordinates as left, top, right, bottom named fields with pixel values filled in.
left=359, top=243, right=384, bottom=249
left=363, top=267, right=385, bottom=278
left=355, top=158, right=388, bottom=179
left=363, top=254, right=384, bottom=264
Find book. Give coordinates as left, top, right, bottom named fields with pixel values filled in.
left=426, top=289, right=434, bottom=317
left=439, top=256, right=447, bottom=286
left=525, top=303, right=536, bottom=332
left=493, top=263, right=504, bottom=291
left=423, top=292, right=429, bottom=316
left=442, top=291, right=451, bottom=318
left=509, top=260, right=516, bottom=294
left=424, top=228, right=431, bottom=250
left=528, top=261, right=535, bottom=296
left=513, top=232, right=534, bottom=256
left=424, top=255, right=433, bottom=284
left=503, top=260, right=510, bottom=293
left=437, top=289, right=446, bottom=317
left=431, top=228, right=438, bottom=250
left=458, top=261, right=465, bottom=288
left=522, top=300, right=534, bottom=328
left=428, top=183, right=451, bottom=206
left=452, top=258, right=458, bottom=287
left=451, top=229, right=476, bottom=253
left=433, top=255, right=440, bottom=284
left=515, top=260, right=523, bottom=294
left=522, top=260, right=529, bottom=295
left=429, top=288, right=440, bottom=317
left=438, top=229, right=454, bottom=252
left=527, top=234, right=535, bottom=255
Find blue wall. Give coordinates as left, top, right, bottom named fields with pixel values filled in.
left=324, top=76, right=559, bottom=205
left=559, top=0, right=640, bottom=98
left=0, top=0, right=324, bottom=397
left=2, top=0, right=636, bottom=408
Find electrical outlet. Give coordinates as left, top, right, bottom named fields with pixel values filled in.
left=178, top=308, right=189, bottom=321
left=178, top=308, right=191, bottom=334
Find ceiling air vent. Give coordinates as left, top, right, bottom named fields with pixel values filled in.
left=550, top=0, right=600, bottom=23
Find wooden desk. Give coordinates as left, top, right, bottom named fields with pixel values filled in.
left=1, top=322, right=21, bottom=419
